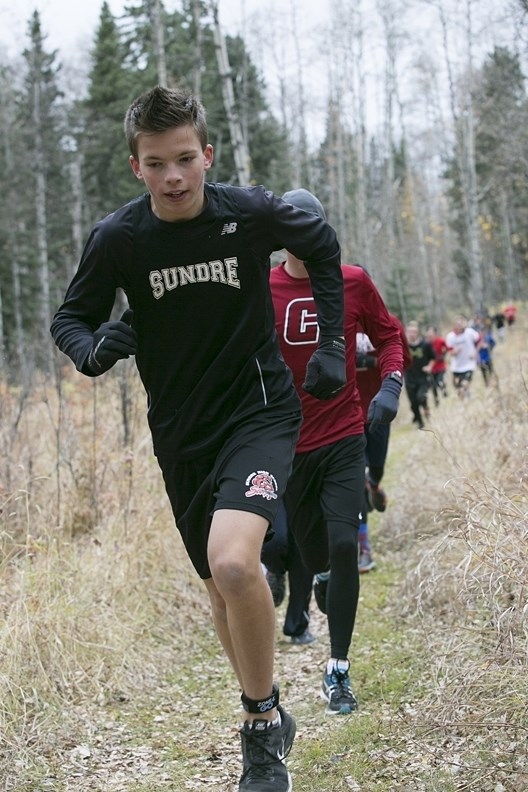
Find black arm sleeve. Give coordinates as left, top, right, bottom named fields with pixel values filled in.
left=50, top=218, right=127, bottom=375
left=303, top=249, right=344, bottom=338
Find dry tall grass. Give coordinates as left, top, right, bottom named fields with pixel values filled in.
left=382, top=319, right=527, bottom=783
left=0, top=362, right=209, bottom=773
left=1, top=318, right=526, bottom=789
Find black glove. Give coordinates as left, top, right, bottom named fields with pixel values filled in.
left=302, top=336, right=347, bottom=400
left=356, top=353, right=377, bottom=370
left=367, top=376, right=401, bottom=432
left=87, top=309, right=137, bottom=375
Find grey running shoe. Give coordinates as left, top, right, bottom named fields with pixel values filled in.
left=321, top=664, right=358, bottom=715
left=291, top=628, right=316, bottom=645
left=239, top=706, right=295, bottom=791
left=358, top=549, right=376, bottom=573
left=265, top=571, right=286, bottom=607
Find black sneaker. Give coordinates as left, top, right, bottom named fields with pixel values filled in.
left=313, top=572, right=329, bottom=615
left=321, top=663, right=358, bottom=715
left=265, top=570, right=286, bottom=607
left=239, top=706, right=295, bottom=791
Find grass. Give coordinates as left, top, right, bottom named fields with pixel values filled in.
left=1, top=315, right=527, bottom=791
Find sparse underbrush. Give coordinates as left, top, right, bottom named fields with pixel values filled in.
left=1, top=321, right=527, bottom=791
left=0, top=360, right=210, bottom=775
left=380, top=323, right=528, bottom=788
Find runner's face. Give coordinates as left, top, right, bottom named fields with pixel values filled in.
left=406, top=326, right=418, bottom=343
left=129, top=125, right=213, bottom=222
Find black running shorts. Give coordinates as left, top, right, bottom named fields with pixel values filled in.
left=284, top=434, right=366, bottom=574
left=453, top=370, right=473, bottom=388
left=155, top=409, right=302, bottom=579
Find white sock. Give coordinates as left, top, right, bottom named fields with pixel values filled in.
left=271, top=711, right=281, bottom=728
left=327, top=658, right=349, bottom=675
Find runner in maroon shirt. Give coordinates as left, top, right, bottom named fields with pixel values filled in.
left=425, top=326, right=448, bottom=405
left=270, top=189, right=404, bottom=715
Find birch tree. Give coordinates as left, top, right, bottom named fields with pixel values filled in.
left=150, top=0, right=168, bottom=87
left=83, top=2, right=142, bottom=221
left=436, top=0, right=484, bottom=309
left=191, top=0, right=203, bottom=97
left=288, top=0, right=310, bottom=189
left=348, top=0, right=373, bottom=274
left=210, top=1, right=251, bottom=185
left=377, top=0, right=399, bottom=298
left=0, top=67, right=27, bottom=377
left=20, top=13, right=67, bottom=372
left=472, top=47, right=528, bottom=303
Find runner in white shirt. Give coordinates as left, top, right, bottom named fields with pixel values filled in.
left=445, top=317, right=481, bottom=399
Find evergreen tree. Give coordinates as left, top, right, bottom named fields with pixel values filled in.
left=121, top=0, right=190, bottom=88
left=0, top=62, right=26, bottom=374
left=444, top=46, right=528, bottom=305
left=204, top=32, right=290, bottom=188
left=311, top=100, right=359, bottom=262
left=120, top=2, right=290, bottom=190
left=442, top=157, right=471, bottom=301
left=473, top=47, right=528, bottom=300
left=81, top=2, right=144, bottom=224
left=13, top=12, right=69, bottom=372
left=383, top=263, right=423, bottom=325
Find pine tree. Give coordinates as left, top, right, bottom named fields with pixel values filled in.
left=120, top=2, right=290, bottom=190
left=444, top=46, right=528, bottom=306
left=14, top=12, right=69, bottom=372
left=82, top=2, right=144, bottom=223
left=0, top=63, right=26, bottom=376
left=473, top=47, right=528, bottom=301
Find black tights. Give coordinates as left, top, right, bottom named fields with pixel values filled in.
left=326, top=520, right=359, bottom=659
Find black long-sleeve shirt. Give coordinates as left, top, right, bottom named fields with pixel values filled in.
left=51, top=183, right=344, bottom=459
left=404, top=340, right=435, bottom=384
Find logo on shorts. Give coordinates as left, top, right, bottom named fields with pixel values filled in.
left=245, top=471, right=278, bottom=500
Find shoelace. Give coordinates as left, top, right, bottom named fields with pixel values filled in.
left=240, top=724, right=291, bottom=779
left=328, top=670, right=356, bottom=702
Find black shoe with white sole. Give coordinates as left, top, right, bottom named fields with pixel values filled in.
left=239, top=706, right=295, bottom=791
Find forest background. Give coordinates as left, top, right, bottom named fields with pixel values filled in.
left=0, top=1, right=527, bottom=790
left=0, top=0, right=527, bottom=380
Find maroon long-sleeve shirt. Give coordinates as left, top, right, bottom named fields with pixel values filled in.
left=270, top=263, right=404, bottom=453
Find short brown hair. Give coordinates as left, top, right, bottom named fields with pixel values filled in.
left=124, top=85, right=208, bottom=158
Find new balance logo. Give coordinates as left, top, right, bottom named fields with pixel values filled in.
left=221, top=222, right=237, bottom=235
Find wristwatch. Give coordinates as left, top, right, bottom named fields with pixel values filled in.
left=386, top=371, right=403, bottom=385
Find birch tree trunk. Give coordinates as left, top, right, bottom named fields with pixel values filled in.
left=379, top=0, right=397, bottom=295
left=326, top=4, right=350, bottom=257
left=394, top=86, right=437, bottom=323
left=289, top=0, right=310, bottom=188
left=192, top=0, right=203, bottom=97
left=461, top=2, right=484, bottom=311
left=70, top=152, right=84, bottom=276
left=499, top=188, right=518, bottom=301
left=2, top=106, right=26, bottom=377
left=438, top=0, right=484, bottom=310
left=350, top=1, right=373, bottom=275
left=151, top=0, right=168, bottom=87
left=210, top=1, right=251, bottom=185
left=31, top=72, right=53, bottom=373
